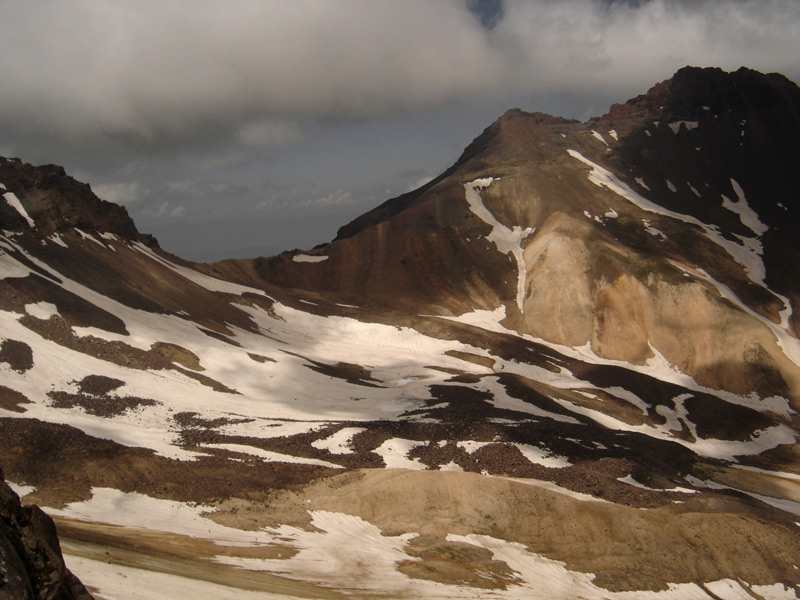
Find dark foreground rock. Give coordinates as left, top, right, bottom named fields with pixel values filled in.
left=0, top=467, right=92, bottom=600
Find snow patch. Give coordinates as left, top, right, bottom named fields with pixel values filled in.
left=48, top=234, right=68, bottom=248
left=7, top=481, right=36, bottom=498
left=721, top=179, right=768, bottom=236
left=373, top=438, right=427, bottom=469
left=215, top=510, right=417, bottom=593
left=46, top=487, right=267, bottom=545
left=203, top=442, right=343, bottom=468
left=618, top=475, right=696, bottom=494
left=567, top=150, right=770, bottom=287
left=511, top=443, right=571, bottom=468
left=668, top=121, right=699, bottom=134
left=686, top=476, right=800, bottom=518
left=75, top=228, right=106, bottom=248
left=642, top=219, right=667, bottom=240
left=439, top=461, right=464, bottom=472
left=608, top=129, right=618, bottom=141
left=3, top=192, right=34, bottom=228
left=311, top=427, right=366, bottom=454
left=591, top=130, right=608, bottom=146
left=435, top=306, right=509, bottom=335
left=666, top=180, right=677, bottom=193
left=464, top=179, right=533, bottom=312
left=24, top=301, right=59, bottom=320
left=292, top=254, right=329, bottom=263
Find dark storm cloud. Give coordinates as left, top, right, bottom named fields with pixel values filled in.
left=0, top=1, right=500, bottom=155
left=1, top=0, right=798, bottom=260
left=2, top=0, right=798, bottom=159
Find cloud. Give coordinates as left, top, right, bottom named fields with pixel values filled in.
left=407, top=176, right=434, bottom=192
left=303, top=191, right=354, bottom=207
left=166, top=180, right=249, bottom=196
left=1, top=0, right=798, bottom=160
left=92, top=181, right=142, bottom=206
left=237, top=120, right=303, bottom=148
left=0, top=1, right=499, bottom=147
left=493, top=0, right=800, bottom=99
left=156, top=202, right=186, bottom=217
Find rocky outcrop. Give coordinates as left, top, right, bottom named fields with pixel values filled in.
left=0, top=157, right=156, bottom=246
left=0, top=468, right=93, bottom=600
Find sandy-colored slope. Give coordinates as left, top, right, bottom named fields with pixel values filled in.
left=48, top=469, right=800, bottom=599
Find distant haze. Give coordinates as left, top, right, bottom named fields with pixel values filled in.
left=2, top=0, right=798, bottom=262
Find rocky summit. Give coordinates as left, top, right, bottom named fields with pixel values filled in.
left=1, top=66, right=799, bottom=599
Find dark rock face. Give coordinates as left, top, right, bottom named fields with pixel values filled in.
left=602, top=65, right=800, bottom=122
left=0, top=157, right=156, bottom=246
left=0, top=468, right=93, bottom=600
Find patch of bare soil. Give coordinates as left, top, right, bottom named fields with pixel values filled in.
left=0, top=272, right=129, bottom=335
left=75, top=375, right=124, bottom=396
left=247, top=352, right=276, bottom=364
left=0, top=385, right=30, bottom=413
left=397, top=534, right=519, bottom=590
left=249, top=469, right=800, bottom=593
left=43, top=374, right=157, bottom=418
left=0, top=418, right=338, bottom=510
left=56, top=520, right=348, bottom=600
left=47, top=391, right=158, bottom=418
left=695, top=462, right=800, bottom=503
left=198, top=327, right=243, bottom=347
left=684, top=394, right=776, bottom=441
left=444, top=350, right=495, bottom=369
left=0, top=338, right=33, bottom=372
left=281, top=350, right=383, bottom=387
left=150, top=342, right=203, bottom=370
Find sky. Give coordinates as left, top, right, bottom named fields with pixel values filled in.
left=1, top=0, right=799, bottom=262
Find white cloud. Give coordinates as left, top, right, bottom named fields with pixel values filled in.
left=0, top=0, right=499, bottom=143
left=493, top=0, right=800, bottom=98
left=237, top=120, right=303, bottom=148
left=156, top=202, right=186, bottom=217
left=304, top=191, right=354, bottom=207
left=407, top=176, right=434, bottom=192
left=1, top=1, right=798, bottom=152
left=92, top=181, right=141, bottom=206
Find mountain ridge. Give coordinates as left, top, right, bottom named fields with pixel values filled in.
left=1, top=65, right=800, bottom=598
left=195, top=66, right=800, bottom=405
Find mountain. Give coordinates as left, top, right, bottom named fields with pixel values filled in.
left=216, top=66, right=800, bottom=400
left=1, top=67, right=799, bottom=599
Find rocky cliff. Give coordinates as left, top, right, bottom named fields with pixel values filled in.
left=0, top=469, right=92, bottom=600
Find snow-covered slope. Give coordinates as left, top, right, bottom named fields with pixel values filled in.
left=1, top=66, right=800, bottom=599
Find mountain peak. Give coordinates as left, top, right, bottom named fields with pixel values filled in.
left=0, top=156, right=156, bottom=246
left=601, top=65, right=800, bottom=121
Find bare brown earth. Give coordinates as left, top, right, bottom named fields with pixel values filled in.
left=55, top=521, right=357, bottom=599
left=4, top=412, right=799, bottom=594
left=186, top=469, right=800, bottom=593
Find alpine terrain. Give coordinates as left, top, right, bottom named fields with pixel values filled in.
left=1, top=66, right=799, bottom=599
